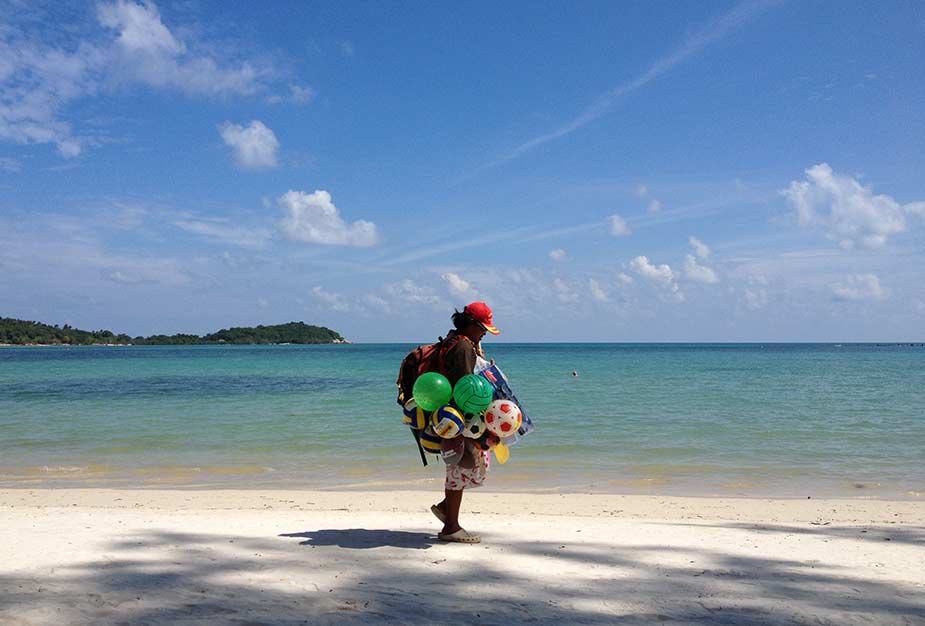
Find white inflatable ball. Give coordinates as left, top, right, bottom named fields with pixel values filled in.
left=462, top=413, right=488, bottom=439
left=484, top=400, right=522, bottom=437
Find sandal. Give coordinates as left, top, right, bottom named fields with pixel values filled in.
left=438, top=529, right=481, bottom=543
left=430, top=504, right=447, bottom=524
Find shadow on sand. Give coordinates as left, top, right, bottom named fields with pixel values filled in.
left=279, top=528, right=437, bottom=549
left=1, top=522, right=923, bottom=625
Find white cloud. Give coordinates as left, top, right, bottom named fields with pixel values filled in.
left=905, top=202, right=925, bottom=218
left=311, top=286, right=352, bottom=312
left=781, top=163, right=920, bottom=250
left=219, top=120, right=279, bottom=169
left=630, top=255, right=674, bottom=283
left=549, top=248, right=568, bottom=262
left=267, top=84, right=315, bottom=105
left=630, top=255, right=683, bottom=301
left=609, top=213, right=632, bottom=236
left=340, top=41, right=355, bottom=57
left=363, top=293, right=392, bottom=314
left=743, top=287, right=768, bottom=311
left=647, top=199, right=662, bottom=214
left=278, top=190, right=380, bottom=247
left=57, top=140, right=82, bottom=158
left=385, top=279, right=444, bottom=309
left=173, top=218, right=271, bottom=248
left=0, top=1, right=273, bottom=157
left=0, top=214, right=192, bottom=287
left=106, top=270, right=150, bottom=285
left=97, top=1, right=184, bottom=56
left=98, top=1, right=264, bottom=96
left=683, top=254, right=719, bottom=284
left=442, top=272, right=477, bottom=299
left=552, top=278, right=579, bottom=303
left=831, top=273, right=889, bottom=301
left=256, top=297, right=270, bottom=309
left=617, top=272, right=634, bottom=285
left=689, top=236, right=710, bottom=259
left=0, top=157, right=21, bottom=172
left=0, top=36, right=101, bottom=156
left=635, top=184, right=648, bottom=198
left=589, top=278, right=608, bottom=302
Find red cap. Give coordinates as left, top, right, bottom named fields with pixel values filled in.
left=464, top=301, right=500, bottom=335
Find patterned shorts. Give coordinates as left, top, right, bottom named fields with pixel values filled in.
left=445, top=442, right=490, bottom=490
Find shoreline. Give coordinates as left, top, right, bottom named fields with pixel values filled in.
left=2, top=488, right=923, bottom=625
left=3, top=488, right=923, bottom=523
left=2, top=463, right=923, bottom=501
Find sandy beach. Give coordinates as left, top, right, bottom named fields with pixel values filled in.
left=1, top=489, right=923, bottom=625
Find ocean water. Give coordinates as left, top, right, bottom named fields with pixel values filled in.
left=1, top=343, right=923, bottom=498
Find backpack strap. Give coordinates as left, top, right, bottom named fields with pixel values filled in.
left=436, top=331, right=461, bottom=378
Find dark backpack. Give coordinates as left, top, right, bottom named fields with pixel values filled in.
left=395, top=335, right=459, bottom=407
left=396, top=335, right=460, bottom=466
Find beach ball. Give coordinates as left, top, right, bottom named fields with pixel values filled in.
left=402, top=398, right=428, bottom=430
left=431, top=404, right=465, bottom=439
left=452, top=374, right=494, bottom=415
left=462, top=413, right=488, bottom=439
left=413, top=372, right=452, bottom=412
left=484, top=399, right=522, bottom=437
left=418, top=426, right=443, bottom=454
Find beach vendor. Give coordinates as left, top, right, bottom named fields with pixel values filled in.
left=431, top=301, right=500, bottom=544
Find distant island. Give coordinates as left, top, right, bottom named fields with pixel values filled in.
left=0, top=318, right=348, bottom=346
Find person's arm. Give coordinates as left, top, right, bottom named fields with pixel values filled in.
left=440, top=338, right=478, bottom=467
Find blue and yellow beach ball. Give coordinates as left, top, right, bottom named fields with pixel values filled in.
left=418, top=426, right=443, bottom=453
left=430, top=404, right=465, bottom=438
left=402, top=398, right=428, bottom=430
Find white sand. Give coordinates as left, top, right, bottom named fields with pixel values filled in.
left=1, top=489, right=923, bottom=625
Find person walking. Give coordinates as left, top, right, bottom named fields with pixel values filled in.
left=430, top=302, right=499, bottom=543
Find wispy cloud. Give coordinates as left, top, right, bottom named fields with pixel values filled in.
left=831, top=273, right=889, bottom=302
left=442, top=272, right=478, bottom=299
left=684, top=254, right=720, bottom=284
left=589, top=278, right=609, bottom=302
left=549, top=248, right=569, bottom=262
left=689, top=236, right=711, bottom=259
left=0, top=157, right=21, bottom=172
left=266, top=84, right=315, bottom=105
left=477, top=0, right=780, bottom=170
left=0, top=1, right=283, bottom=158
left=311, top=285, right=352, bottom=312
left=173, top=218, right=272, bottom=248
left=379, top=221, right=603, bottom=267
left=609, top=213, right=632, bottom=236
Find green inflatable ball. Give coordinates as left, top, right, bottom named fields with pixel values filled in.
left=412, top=372, right=452, bottom=412
left=453, top=374, right=494, bottom=415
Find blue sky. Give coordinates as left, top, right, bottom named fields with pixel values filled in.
left=1, top=0, right=924, bottom=341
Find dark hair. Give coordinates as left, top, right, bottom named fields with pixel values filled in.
left=452, top=309, right=476, bottom=330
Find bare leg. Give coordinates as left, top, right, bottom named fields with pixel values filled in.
left=441, top=488, right=464, bottom=535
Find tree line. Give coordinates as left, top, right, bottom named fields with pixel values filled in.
left=0, top=318, right=346, bottom=345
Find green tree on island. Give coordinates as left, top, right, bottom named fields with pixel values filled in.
left=0, top=318, right=346, bottom=346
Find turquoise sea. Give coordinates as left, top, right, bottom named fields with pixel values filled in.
left=1, top=343, right=923, bottom=498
